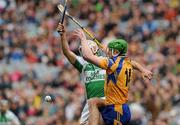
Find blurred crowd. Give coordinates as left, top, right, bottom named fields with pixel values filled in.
left=0, top=0, right=180, bottom=125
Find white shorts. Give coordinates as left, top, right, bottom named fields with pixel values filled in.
left=79, top=97, right=105, bottom=124
left=79, top=102, right=89, bottom=124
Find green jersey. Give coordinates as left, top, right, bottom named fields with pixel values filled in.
left=73, top=56, right=106, bottom=99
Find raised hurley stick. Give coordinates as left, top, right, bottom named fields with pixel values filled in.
left=57, top=4, right=103, bottom=49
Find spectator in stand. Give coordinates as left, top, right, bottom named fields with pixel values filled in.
left=0, top=99, right=20, bottom=125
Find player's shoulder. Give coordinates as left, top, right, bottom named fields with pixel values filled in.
left=123, top=56, right=133, bottom=66
left=123, top=56, right=131, bottom=61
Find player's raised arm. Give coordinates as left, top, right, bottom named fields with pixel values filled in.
left=72, top=29, right=107, bottom=69
left=57, top=23, right=83, bottom=72
left=57, top=23, right=76, bottom=64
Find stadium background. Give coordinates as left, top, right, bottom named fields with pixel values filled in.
left=0, top=0, right=180, bottom=125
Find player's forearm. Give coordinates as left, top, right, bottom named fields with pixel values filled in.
left=132, top=60, right=145, bottom=72
left=61, top=34, right=69, bottom=55
left=132, top=60, right=152, bottom=80
left=81, top=39, right=94, bottom=62
left=61, top=34, right=76, bottom=64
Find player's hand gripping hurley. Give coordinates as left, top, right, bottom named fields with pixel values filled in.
left=57, top=0, right=67, bottom=35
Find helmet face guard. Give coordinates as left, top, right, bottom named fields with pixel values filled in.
left=87, top=40, right=99, bottom=54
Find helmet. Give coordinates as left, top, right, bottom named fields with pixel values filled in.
left=107, top=39, right=128, bottom=55
left=78, top=40, right=98, bottom=55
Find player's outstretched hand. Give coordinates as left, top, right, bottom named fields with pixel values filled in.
left=56, top=23, right=65, bottom=35
left=142, top=69, right=153, bottom=80
left=72, top=29, right=86, bottom=41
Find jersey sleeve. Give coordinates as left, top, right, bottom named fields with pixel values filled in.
left=73, top=56, right=85, bottom=73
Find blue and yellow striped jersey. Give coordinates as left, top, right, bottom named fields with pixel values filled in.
left=99, top=56, right=133, bottom=105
